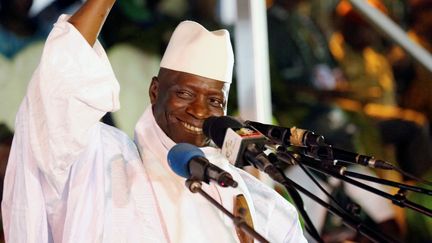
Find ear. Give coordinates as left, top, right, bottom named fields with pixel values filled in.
left=149, top=76, right=159, bottom=105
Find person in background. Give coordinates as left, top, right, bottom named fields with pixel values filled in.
left=0, top=0, right=45, bottom=58
left=387, top=1, right=432, bottom=241
left=330, top=0, right=432, bottom=181
left=34, top=0, right=83, bottom=36
left=267, top=0, right=402, bottom=241
left=267, top=0, right=346, bottom=127
left=390, top=0, right=432, bottom=132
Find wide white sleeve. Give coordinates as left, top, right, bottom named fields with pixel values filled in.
left=237, top=169, right=308, bottom=243
left=23, top=14, right=120, bottom=194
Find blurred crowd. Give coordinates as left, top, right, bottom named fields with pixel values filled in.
left=1, top=0, right=432, bottom=242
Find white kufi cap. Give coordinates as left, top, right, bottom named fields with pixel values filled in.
left=160, top=21, right=234, bottom=83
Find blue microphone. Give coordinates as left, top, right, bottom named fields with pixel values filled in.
left=167, top=143, right=238, bottom=188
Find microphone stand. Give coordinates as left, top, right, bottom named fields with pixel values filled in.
left=244, top=145, right=323, bottom=243
left=262, top=161, right=400, bottom=243
left=274, top=176, right=323, bottom=242
left=277, top=144, right=432, bottom=216
left=280, top=146, right=432, bottom=195
left=185, top=179, right=269, bottom=243
left=297, top=157, right=432, bottom=217
left=335, top=166, right=432, bottom=196
left=282, top=186, right=323, bottom=242
left=262, top=149, right=399, bottom=242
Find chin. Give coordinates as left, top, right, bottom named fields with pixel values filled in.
left=185, top=137, right=208, bottom=147
left=194, top=141, right=208, bottom=147
left=187, top=139, right=206, bottom=147
left=197, top=138, right=211, bottom=147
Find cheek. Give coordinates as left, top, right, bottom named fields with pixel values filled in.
left=156, top=92, right=178, bottom=110
left=211, top=108, right=225, bottom=117
left=166, top=95, right=192, bottom=112
left=156, top=96, right=189, bottom=122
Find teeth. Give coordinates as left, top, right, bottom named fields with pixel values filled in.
left=181, top=122, right=202, bottom=133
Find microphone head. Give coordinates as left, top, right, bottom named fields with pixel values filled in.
left=203, top=116, right=218, bottom=140
left=245, top=120, right=280, bottom=139
left=203, top=116, right=243, bottom=147
left=167, top=143, right=205, bottom=178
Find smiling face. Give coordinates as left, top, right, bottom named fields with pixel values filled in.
left=150, top=68, right=230, bottom=147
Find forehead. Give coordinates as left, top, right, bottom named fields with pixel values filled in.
left=160, top=69, right=230, bottom=94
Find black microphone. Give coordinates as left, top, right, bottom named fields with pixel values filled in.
left=203, top=116, right=287, bottom=183
left=245, top=121, right=394, bottom=170
left=303, top=145, right=394, bottom=170
left=203, top=116, right=268, bottom=167
left=244, top=120, right=326, bottom=147
left=167, top=143, right=238, bottom=188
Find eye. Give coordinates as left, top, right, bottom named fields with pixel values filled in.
left=176, top=90, right=193, bottom=99
left=209, top=97, right=223, bottom=108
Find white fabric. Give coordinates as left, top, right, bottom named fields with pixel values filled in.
left=2, top=15, right=166, bottom=243
left=2, top=15, right=306, bottom=243
left=160, top=20, right=234, bottom=83
left=237, top=169, right=308, bottom=243
left=134, top=107, right=307, bottom=243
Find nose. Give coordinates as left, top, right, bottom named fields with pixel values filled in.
left=186, top=96, right=210, bottom=119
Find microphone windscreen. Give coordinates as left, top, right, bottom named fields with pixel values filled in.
left=245, top=121, right=273, bottom=136
left=203, top=116, right=218, bottom=140
left=246, top=121, right=287, bottom=145
left=203, top=116, right=243, bottom=147
left=167, top=143, right=205, bottom=178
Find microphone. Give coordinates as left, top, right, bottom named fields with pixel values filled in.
left=203, top=116, right=268, bottom=168
left=167, top=143, right=238, bottom=188
left=244, top=120, right=326, bottom=147
left=204, top=116, right=327, bottom=241
left=245, top=121, right=394, bottom=170
left=303, top=146, right=394, bottom=170
left=168, top=143, right=271, bottom=243
left=203, top=116, right=287, bottom=183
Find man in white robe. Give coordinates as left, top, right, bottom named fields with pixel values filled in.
left=2, top=0, right=306, bottom=242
